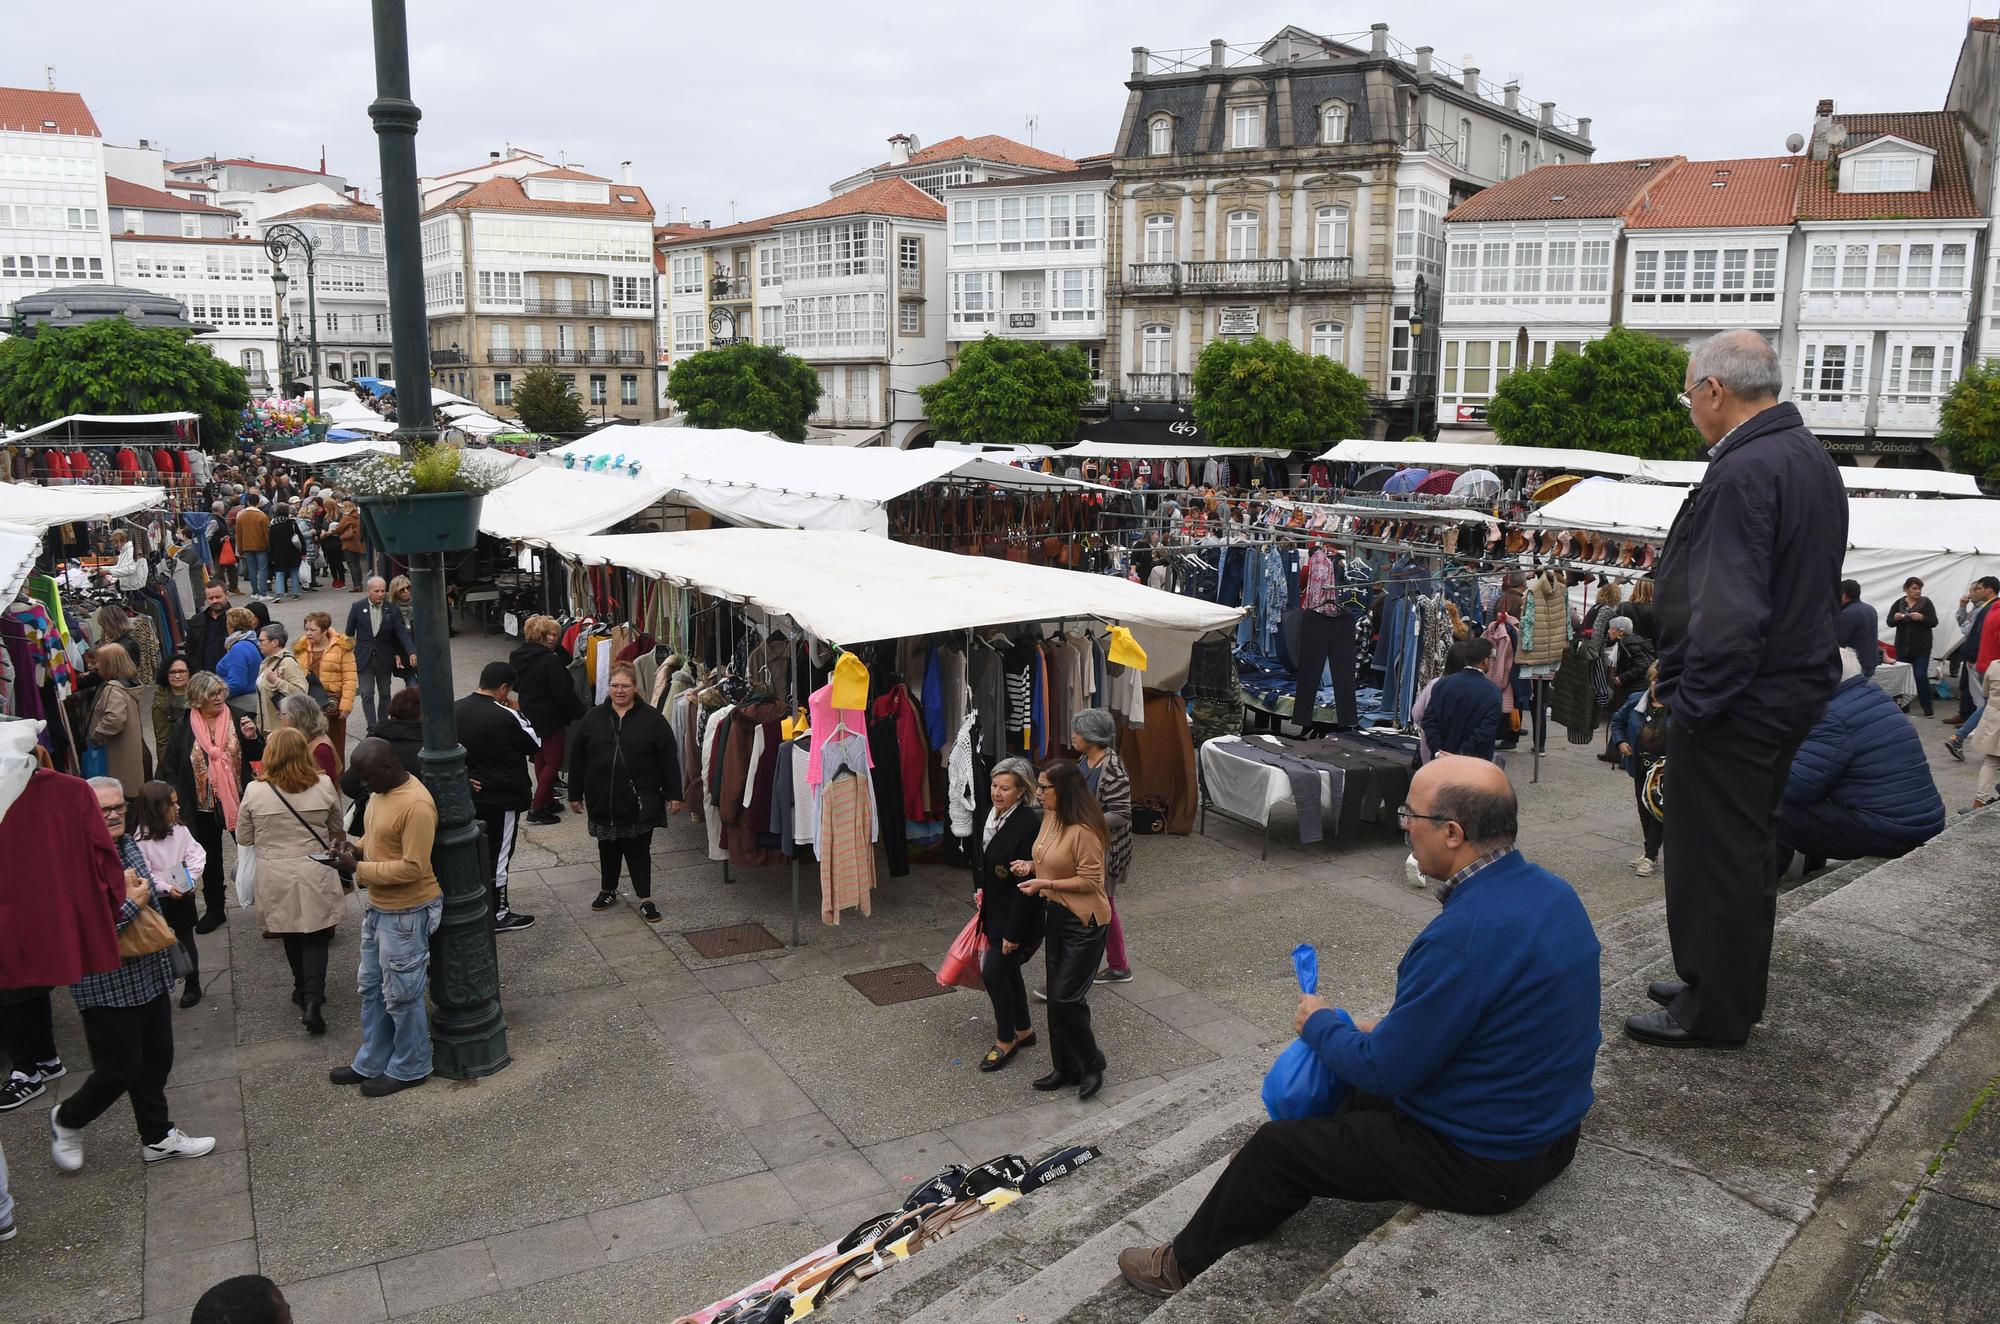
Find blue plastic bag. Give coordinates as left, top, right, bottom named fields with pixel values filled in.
left=1260, top=943, right=1352, bottom=1121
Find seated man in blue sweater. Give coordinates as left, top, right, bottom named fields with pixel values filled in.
left=1420, top=638, right=1504, bottom=762
left=1119, top=756, right=1600, bottom=1297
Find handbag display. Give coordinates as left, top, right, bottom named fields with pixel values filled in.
left=117, top=897, right=181, bottom=958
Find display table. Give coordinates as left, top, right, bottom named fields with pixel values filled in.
left=1872, top=659, right=1917, bottom=706
left=1198, top=731, right=1414, bottom=857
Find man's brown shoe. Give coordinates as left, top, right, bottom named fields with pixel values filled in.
left=1118, top=1243, right=1187, bottom=1298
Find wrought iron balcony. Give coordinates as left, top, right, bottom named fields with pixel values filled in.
left=897, top=268, right=924, bottom=295
left=1298, top=256, right=1354, bottom=287
left=522, top=298, right=610, bottom=316
left=708, top=276, right=753, bottom=302
left=1183, top=259, right=1291, bottom=292
left=612, top=350, right=645, bottom=365
left=1126, top=262, right=1180, bottom=293
left=431, top=347, right=464, bottom=365
left=489, top=348, right=525, bottom=364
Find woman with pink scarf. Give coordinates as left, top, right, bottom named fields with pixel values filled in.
left=162, top=671, right=242, bottom=934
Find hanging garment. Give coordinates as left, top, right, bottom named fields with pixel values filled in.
left=1550, top=641, right=1600, bottom=742
left=818, top=770, right=877, bottom=924
left=947, top=712, right=978, bottom=839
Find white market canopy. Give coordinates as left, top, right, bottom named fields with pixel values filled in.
left=275, top=439, right=400, bottom=464
left=0, top=519, right=38, bottom=605
left=545, top=529, right=1243, bottom=651
left=1, top=411, right=199, bottom=442
left=1321, top=438, right=1983, bottom=496
left=477, top=465, right=682, bottom=544
left=544, top=428, right=1108, bottom=536
left=1066, top=439, right=1293, bottom=460
left=1529, top=482, right=2000, bottom=654
left=0, top=481, right=165, bottom=530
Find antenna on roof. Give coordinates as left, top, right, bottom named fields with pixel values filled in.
left=45, top=65, right=55, bottom=90
left=1785, top=133, right=1806, bottom=154
left=1026, top=114, right=1039, bottom=148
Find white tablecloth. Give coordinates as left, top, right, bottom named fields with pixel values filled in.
left=1198, top=735, right=1336, bottom=829
left=1872, top=660, right=1915, bottom=703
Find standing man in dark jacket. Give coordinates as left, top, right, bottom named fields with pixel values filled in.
left=344, top=577, right=417, bottom=731
left=186, top=582, right=233, bottom=677
left=455, top=662, right=541, bottom=933
left=1886, top=577, right=1938, bottom=717
left=1835, top=581, right=1880, bottom=677
left=1632, top=330, right=1847, bottom=1050
left=1420, top=639, right=1504, bottom=763
left=509, top=616, right=586, bottom=825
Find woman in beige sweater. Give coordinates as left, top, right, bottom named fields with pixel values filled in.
left=1011, top=760, right=1111, bottom=1100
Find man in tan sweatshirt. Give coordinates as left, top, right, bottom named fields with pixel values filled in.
left=330, top=737, right=441, bottom=1096
left=233, top=493, right=272, bottom=596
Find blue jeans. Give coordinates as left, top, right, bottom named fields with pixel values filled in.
left=1958, top=699, right=1986, bottom=743
left=0, top=1134, right=12, bottom=1229
left=273, top=566, right=298, bottom=597
left=242, top=550, right=268, bottom=595
left=352, top=898, right=441, bottom=1082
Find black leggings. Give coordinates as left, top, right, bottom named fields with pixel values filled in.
left=1632, top=769, right=1663, bottom=861
left=281, top=928, right=334, bottom=1003
left=598, top=831, right=654, bottom=898
left=158, top=891, right=200, bottom=983
left=186, top=805, right=226, bottom=917
left=980, top=932, right=1043, bottom=1041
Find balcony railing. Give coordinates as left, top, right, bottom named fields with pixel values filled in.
left=1184, top=259, right=1292, bottom=292
left=1088, top=379, right=1110, bottom=407
left=489, top=348, right=524, bottom=364
left=708, top=276, right=753, bottom=301
left=1298, top=257, right=1354, bottom=287
left=1126, top=262, right=1180, bottom=293
left=431, top=348, right=464, bottom=365
left=1125, top=372, right=1189, bottom=402
left=523, top=298, right=609, bottom=316
left=612, top=350, right=645, bottom=365
left=897, top=268, right=924, bottom=294
left=812, top=398, right=877, bottom=426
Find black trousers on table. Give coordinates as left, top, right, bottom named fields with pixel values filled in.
left=1043, top=903, right=1108, bottom=1083
left=980, top=932, right=1043, bottom=1041
left=1292, top=610, right=1359, bottom=730
left=1661, top=719, right=1805, bottom=1043
left=1171, top=1089, right=1580, bottom=1278
left=0, top=985, right=57, bottom=1073
left=1631, top=769, right=1663, bottom=861
left=186, top=804, right=226, bottom=919
left=158, top=891, right=200, bottom=984
left=281, top=928, right=334, bottom=1004
left=1774, top=800, right=1922, bottom=877
left=598, top=831, right=655, bottom=898
left=56, top=991, right=175, bottom=1145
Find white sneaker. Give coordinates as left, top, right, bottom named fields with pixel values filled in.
left=48, top=1106, right=83, bottom=1172
left=1629, top=855, right=1649, bottom=867
left=1634, top=858, right=1654, bottom=877
left=141, top=1128, right=216, bottom=1164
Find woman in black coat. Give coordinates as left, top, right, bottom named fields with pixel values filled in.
left=267, top=502, right=307, bottom=601
left=969, top=758, right=1045, bottom=1072
left=509, top=616, right=586, bottom=823
left=567, top=661, right=681, bottom=922
left=1886, top=577, right=1939, bottom=717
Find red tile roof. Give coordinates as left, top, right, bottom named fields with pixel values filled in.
left=1625, top=158, right=1802, bottom=230
left=778, top=177, right=945, bottom=224
left=163, top=180, right=215, bottom=192
left=106, top=176, right=235, bottom=214
left=527, top=166, right=612, bottom=183
left=1446, top=158, right=1687, bottom=223
left=424, top=174, right=654, bottom=219
left=658, top=208, right=811, bottom=246
left=868, top=134, right=1078, bottom=174
left=1794, top=111, right=1983, bottom=221
left=428, top=153, right=550, bottom=182
left=267, top=201, right=382, bottom=223
left=0, top=87, right=99, bottom=136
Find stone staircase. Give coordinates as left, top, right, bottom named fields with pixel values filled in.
left=814, top=808, right=2000, bottom=1324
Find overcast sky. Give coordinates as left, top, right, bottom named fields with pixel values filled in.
left=6, top=1, right=1982, bottom=223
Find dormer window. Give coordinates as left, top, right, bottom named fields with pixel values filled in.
left=1230, top=104, right=1264, bottom=150
left=1837, top=136, right=1936, bottom=194
left=1321, top=103, right=1348, bottom=144
left=1149, top=116, right=1173, bottom=156
left=1850, top=156, right=1919, bottom=192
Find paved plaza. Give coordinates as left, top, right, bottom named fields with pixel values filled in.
left=0, top=589, right=1984, bottom=1323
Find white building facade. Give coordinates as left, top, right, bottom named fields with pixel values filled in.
left=1618, top=157, right=1801, bottom=357
left=0, top=87, right=110, bottom=326
left=259, top=202, right=393, bottom=385
left=107, top=177, right=276, bottom=389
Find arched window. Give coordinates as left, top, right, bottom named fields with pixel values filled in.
left=1143, top=213, right=1175, bottom=262
left=1225, top=209, right=1259, bottom=261
left=1311, top=321, right=1345, bottom=360
left=1149, top=117, right=1172, bottom=156
left=1499, top=134, right=1512, bottom=178
left=1457, top=118, right=1471, bottom=166
left=1322, top=104, right=1347, bottom=144
left=1520, top=141, right=1532, bottom=175
left=1314, top=205, right=1349, bottom=258
left=1141, top=324, right=1173, bottom=374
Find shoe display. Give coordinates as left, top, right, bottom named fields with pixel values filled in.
left=360, top=1073, right=429, bottom=1098
left=0, top=1072, right=46, bottom=1112
left=142, top=1128, right=217, bottom=1163
left=590, top=891, right=617, bottom=911
left=48, top=1106, right=83, bottom=1172
left=493, top=911, right=536, bottom=933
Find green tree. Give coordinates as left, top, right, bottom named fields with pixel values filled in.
left=0, top=318, right=248, bottom=450
left=1486, top=326, right=1704, bottom=460
left=666, top=343, right=821, bottom=441
left=510, top=365, right=588, bottom=437
left=919, top=337, right=1092, bottom=446
left=1938, top=357, right=2000, bottom=490
left=1190, top=336, right=1370, bottom=449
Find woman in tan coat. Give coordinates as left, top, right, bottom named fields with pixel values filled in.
left=293, top=611, right=358, bottom=754
left=1967, top=665, right=2000, bottom=809
left=87, top=641, right=149, bottom=795
left=237, top=728, right=346, bottom=1034
left=1011, top=760, right=1111, bottom=1100
left=254, top=623, right=310, bottom=736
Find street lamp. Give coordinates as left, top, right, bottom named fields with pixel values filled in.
left=271, top=265, right=290, bottom=398
left=370, top=0, right=510, bottom=1079
left=1410, top=273, right=1432, bottom=439
left=264, top=221, right=323, bottom=419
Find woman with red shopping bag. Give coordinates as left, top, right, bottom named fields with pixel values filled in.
left=949, top=758, right=1044, bottom=1072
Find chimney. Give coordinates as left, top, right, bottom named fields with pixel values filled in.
left=1370, top=23, right=1388, bottom=56
left=1810, top=99, right=1837, bottom=160
left=1577, top=116, right=1591, bottom=142
left=620, top=160, right=634, bottom=185
left=1414, top=46, right=1433, bottom=81
left=138, top=137, right=150, bottom=149
left=1503, top=80, right=1520, bottom=112
left=1539, top=101, right=1555, bottom=130
left=489, top=150, right=500, bottom=161
left=887, top=132, right=914, bottom=165
left=1462, top=59, right=1481, bottom=96
left=1132, top=46, right=1148, bottom=76
left=1209, top=39, right=1227, bottom=68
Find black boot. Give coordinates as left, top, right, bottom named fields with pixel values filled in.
left=179, top=977, right=202, bottom=1009
left=195, top=909, right=227, bottom=934
left=302, top=999, right=325, bottom=1035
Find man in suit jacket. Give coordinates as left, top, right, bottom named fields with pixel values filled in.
left=1421, top=639, right=1504, bottom=763
left=344, top=576, right=416, bottom=731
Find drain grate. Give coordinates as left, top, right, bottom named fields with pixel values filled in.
left=683, top=923, right=784, bottom=960
left=846, top=962, right=950, bottom=1007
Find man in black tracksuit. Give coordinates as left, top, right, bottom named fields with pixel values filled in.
left=1633, top=331, right=1847, bottom=1050
left=455, top=661, right=542, bottom=933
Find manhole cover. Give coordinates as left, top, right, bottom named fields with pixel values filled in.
left=846, top=962, right=949, bottom=1007
left=683, top=924, right=784, bottom=959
